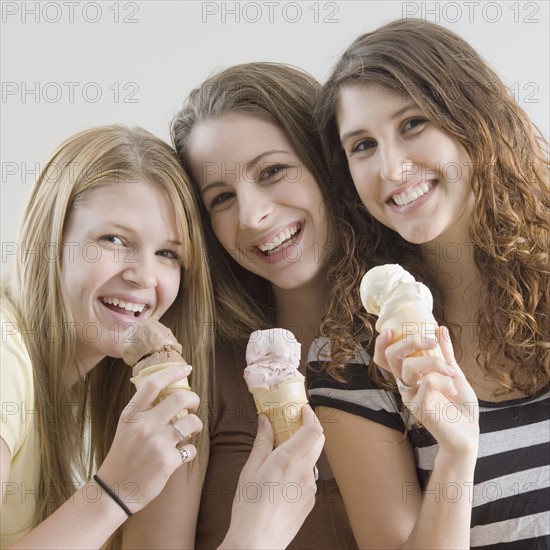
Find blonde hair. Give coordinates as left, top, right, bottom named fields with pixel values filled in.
left=2, top=125, right=214, bottom=540
left=316, top=19, right=549, bottom=394
left=171, top=62, right=349, bottom=344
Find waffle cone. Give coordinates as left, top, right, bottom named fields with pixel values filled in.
left=379, top=304, right=444, bottom=360
left=130, top=363, right=190, bottom=420
left=249, top=376, right=308, bottom=447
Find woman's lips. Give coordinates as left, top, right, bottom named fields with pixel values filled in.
left=387, top=180, right=437, bottom=212
left=249, top=223, right=305, bottom=264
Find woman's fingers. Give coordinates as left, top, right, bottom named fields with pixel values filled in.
left=414, top=372, right=458, bottom=400
left=275, top=405, right=324, bottom=462
left=174, top=443, right=197, bottom=466
left=400, top=355, right=457, bottom=390
left=375, top=327, right=462, bottom=394
left=171, top=413, right=203, bottom=444
left=438, top=326, right=466, bottom=378
left=384, top=333, right=438, bottom=368
left=373, top=329, right=393, bottom=371
left=130, top=363, right=193, bottom=409
left=154, top=387, right=200, bottom=421
left=123, top=362, right=200, bottom=425
left=241, top=414, right=275, bottom=476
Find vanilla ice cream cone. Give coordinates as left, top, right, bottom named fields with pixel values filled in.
left=361, top=265, right=444, bottom=359
left=384, top=304, right=443, bottom=359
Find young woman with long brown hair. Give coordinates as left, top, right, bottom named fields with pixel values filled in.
left=309, top=18, right=549, bottom=549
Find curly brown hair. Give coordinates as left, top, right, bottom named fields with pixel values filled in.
left=316, top=18, right=549, bottom=395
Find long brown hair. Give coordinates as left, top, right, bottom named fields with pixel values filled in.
left=316, top=18, right=549, bottom=394
left=171, top=62, right=354, bottom=348
left=2, top=126, right=214, bottom=538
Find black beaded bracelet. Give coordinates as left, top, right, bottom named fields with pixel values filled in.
left=93, top=474, right=133, bottom=517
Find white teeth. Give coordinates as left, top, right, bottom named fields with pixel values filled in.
left=392, top=182, right=433, bottom=207
left=257, top=224, right=299, bottom=252
left=102, top=297, right=146, bottom=313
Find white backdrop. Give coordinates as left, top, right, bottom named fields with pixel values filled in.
left=2, top=0, right=549, bottom=264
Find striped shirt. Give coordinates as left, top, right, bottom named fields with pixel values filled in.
left=307, top=342, right=550, bottom=549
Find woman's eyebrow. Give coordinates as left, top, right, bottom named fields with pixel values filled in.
left=340, top=102, right=418, bottom=144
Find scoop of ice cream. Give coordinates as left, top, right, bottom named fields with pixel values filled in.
left=244, top=328, right=302, bottom=389
left=360, top=264, right=434, bottom=332
left=121, top=318, right=183, bottom=371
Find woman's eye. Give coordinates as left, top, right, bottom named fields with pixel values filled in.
left=350, top=139, right=376, bottom=155
left=209, top=192, right=234, bottom=208
left=157, top=249, right=181, bottom=261
left=100, top=234, right=126, bottom=246
left=259, top=164, right=286, bottom=182
left=403, top=117, right=427, bottom=132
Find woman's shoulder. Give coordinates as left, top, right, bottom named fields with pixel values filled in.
left=307, top=336, right=376, bottom=390
left=306, top=337, right=405, bottom=431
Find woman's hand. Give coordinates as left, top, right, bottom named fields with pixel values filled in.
left=96, top=363, right=203, bottom=514
left=220, top=405, right=324, bottom=550
left=374, top=326, right=479, bottom=453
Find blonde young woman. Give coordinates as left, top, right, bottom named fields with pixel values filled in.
left=1, top=125, right=323, bottom=549
left=309, top=19, right=550, bottom=549
left=171, top=63, right=358, bottom=549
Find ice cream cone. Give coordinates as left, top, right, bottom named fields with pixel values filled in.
left=382, top=304, right=444, bottom=360
left=122, top=319, right=191, bottom=421
left=249, top=376, right=308, bottom=447
left=360, top=265, right=444, bottom=359
left=131, top=363, right=191, bottom=419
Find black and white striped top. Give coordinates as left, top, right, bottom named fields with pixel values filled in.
left=307, top=344, right=550, bottom=549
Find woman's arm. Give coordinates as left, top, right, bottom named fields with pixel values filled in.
left=319, top=407, right=420, bottom=548
left=121, top=459, right=206, bottom=549
left=319, top=406, right=477, bottom=549
left=2, top=364, right=201, bottom=549
left=317, top=327, right=479, bottom=549
left=2, top=436, right=128, bottom=549
left=220, top=405, right=324, bottom=550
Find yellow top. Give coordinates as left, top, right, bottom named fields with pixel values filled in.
left=1, top=308, right=40, bottom=546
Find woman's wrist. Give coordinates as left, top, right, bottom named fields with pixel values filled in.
left=435, top=444, right=478, bottom=477
left=85, top=477, right=133, bottom=525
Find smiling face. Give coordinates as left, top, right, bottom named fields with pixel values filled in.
left=187, top=113, right=329, bottom=292
left=61, top=179, right=183, bottom=368
left=337, top=83, right=474, bottom=244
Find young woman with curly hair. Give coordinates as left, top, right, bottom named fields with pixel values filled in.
left=309, top=18, right=549, bottom=549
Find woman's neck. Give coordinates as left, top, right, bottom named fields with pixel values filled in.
left=272, top=277, right=328, bottom=369
left=420, top=229, right=480, bottom=308
left=70, top=347, right=104, bottom=385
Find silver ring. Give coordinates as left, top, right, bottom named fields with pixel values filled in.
left=313, top=465, right=319, bottom=482
left=396, top=377, right=419, bottom=393
left=178, top=447, right=190, bottom=463
left=173, top=423, right=186, bottom=442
